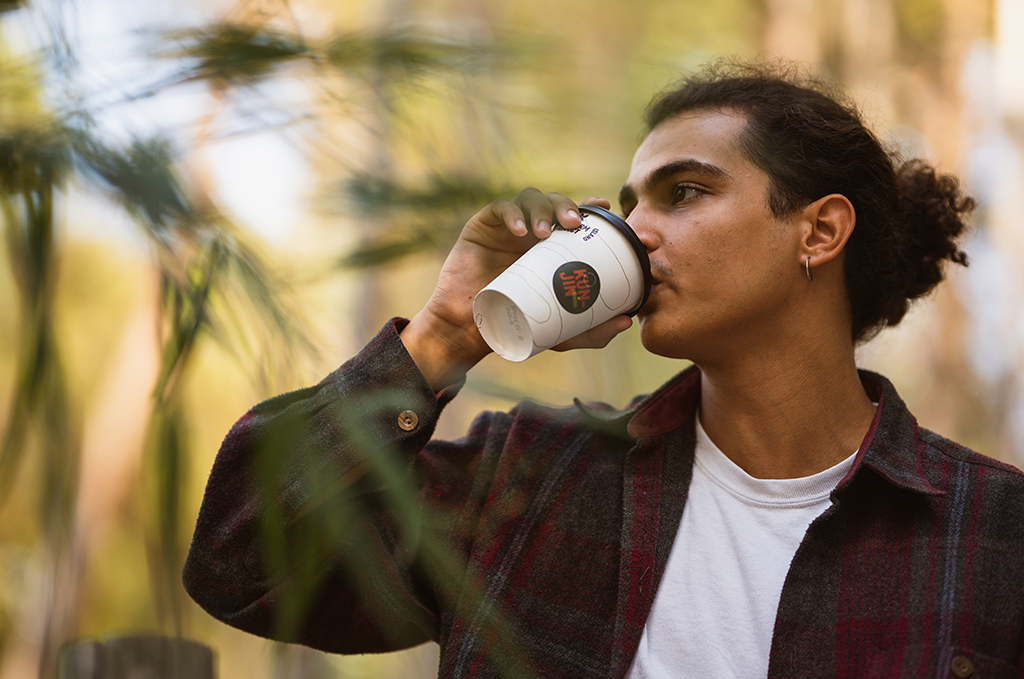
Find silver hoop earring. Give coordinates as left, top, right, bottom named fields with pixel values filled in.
left=805, top=257, right=813, bottom=282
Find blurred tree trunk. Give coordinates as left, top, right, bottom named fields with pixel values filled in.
left=760, top=0, right=826, bottom=64
left=993, top=0, right=1024, bottom=463
left=73, top=276, right=162, bottom=609
left=761, top=0, right=1010, bottom=459
left=900, top=0, right=991, bottom=448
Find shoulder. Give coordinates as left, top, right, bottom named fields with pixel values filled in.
left=447, top=396, right=639, bottom=480
left=494, top=398, right=608, bottom=441
left=860, top=369, right=1024, bottom=500
left=450, top=399, right=592, bottom=451
left=918, top=427, right=1024, bottom=509
left=919, top=427, right=1024, bottom=478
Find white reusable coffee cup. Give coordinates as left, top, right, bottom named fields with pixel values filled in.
left=473, top=204, right=652, bottom=362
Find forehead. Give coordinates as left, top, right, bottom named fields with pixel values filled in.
left=626, top=110, right=754, bottom=187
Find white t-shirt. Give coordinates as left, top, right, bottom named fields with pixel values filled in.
left=626, top=416, right=857, bottom=679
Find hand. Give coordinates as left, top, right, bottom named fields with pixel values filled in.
left=402, top=190, right=615, bottom=390
left=552, top=314, right=633, bottom=352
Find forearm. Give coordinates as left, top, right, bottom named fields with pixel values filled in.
left=182, top=318, right=457, bottom=648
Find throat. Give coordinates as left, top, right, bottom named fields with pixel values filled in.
left=696, top=368, right=878, bottom=480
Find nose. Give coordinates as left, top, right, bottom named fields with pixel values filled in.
left=626, top=205, right=658, bottom=253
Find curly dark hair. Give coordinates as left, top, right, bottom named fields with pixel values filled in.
left=644, top=60, right=974, bottom=343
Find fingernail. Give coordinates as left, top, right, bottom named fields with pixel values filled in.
left=567, top=209, right=579, bottom=221
left=515, top=219, right=526, bottom=233
left=537, top=220, right=550, bottom=235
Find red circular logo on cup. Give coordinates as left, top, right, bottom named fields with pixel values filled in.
left=553, top=262, right=601, bottom=314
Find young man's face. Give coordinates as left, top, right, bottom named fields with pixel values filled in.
left=620, top=109, right=804, bottom=362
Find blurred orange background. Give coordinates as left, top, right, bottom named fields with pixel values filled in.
left=1, top=0, right=1022, bottom=676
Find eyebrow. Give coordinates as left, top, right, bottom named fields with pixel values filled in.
left=619, top=159, right=732, bottom=209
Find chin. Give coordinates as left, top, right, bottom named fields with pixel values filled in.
left=638, top=319, right=691, bottom=360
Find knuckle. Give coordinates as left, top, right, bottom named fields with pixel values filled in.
left=496, top=199, right=521, bottom=216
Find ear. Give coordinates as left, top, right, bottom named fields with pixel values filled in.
left=799, top=194, right=855, bottom=269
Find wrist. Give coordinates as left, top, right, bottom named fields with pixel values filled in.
left=401, top=308, right=489, bottom=391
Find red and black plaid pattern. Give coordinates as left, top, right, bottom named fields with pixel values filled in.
left=184, top=319, right=1024, bottom=678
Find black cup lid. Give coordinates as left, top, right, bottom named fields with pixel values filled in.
left=578, top=204, right=652, bottom=316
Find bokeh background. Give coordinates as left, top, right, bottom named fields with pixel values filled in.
left=1, top=0, right=1022, bottom=677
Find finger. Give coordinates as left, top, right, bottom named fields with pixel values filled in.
left=552, top=315, right=633, bottom=352
left=513, top=187, right=556, bottom=238
left=579, top=196, right=612, bottom=210
left=544, top=192, right=583, bottom=232
left=482, top=198, right=528, bottom=236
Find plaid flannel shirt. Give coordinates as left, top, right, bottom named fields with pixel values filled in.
left=184, top=319, right=1024, bottom=678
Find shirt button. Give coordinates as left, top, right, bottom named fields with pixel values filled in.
left=950, top=655, right=974, bottom=678
left=397, top=410, right=419, bottom=431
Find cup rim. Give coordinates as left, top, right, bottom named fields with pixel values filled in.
left=577, top=204, right=652, bottom=316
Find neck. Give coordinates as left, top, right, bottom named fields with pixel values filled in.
left=696, top=336, right=876, bottom=480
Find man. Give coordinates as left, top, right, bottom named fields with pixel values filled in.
left=184, top=61, right=1024, bottom=678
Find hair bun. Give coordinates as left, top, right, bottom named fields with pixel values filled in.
left=893, top=159, right=972, bottom=304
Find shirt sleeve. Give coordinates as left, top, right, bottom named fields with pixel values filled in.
left=181, top=317, right=502, bottom=654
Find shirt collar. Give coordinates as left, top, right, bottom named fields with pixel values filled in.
left=573, top=366, right=943, bottom=497
left=840, top=370, right=944, bottom=497
left=571, top=365, right=700, bottom=439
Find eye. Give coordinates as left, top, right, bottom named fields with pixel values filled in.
left=671, top=184, right=703, bottom=204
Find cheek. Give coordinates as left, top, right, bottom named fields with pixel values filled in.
left=678, top=224, right=723, bottom=271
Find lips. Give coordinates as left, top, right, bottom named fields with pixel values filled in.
left=639, top=277, right=664, bottom=314
left=636, top=280, right=660, bottom=315
left=648, top=259, right=669, bottom=284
